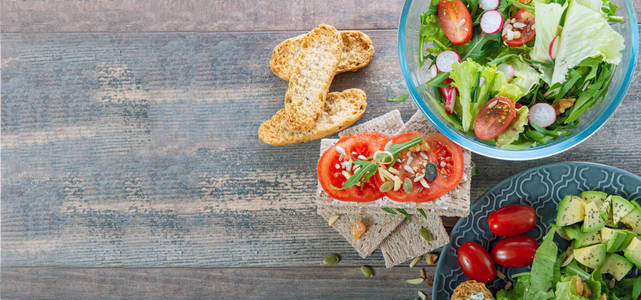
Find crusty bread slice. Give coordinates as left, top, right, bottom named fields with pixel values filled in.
left=317, top=205, right=404, bottom=258
left=284, top=24, right=342, bottom=131
left=259, top=89, right=367, bottom=145
left=271, top=31, right=374, bottom=81
left=379, top=213, right=449, bottom=268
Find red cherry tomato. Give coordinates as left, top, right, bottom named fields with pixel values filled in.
left=488, top=204, right=537, bottom=236
left=474, top=96, right=516, bottom=140
left=457, top=242, right=497, bottom=283
left=437, top=0, right=473, bottom=45
left=501, top=8, right=536, bottom=47
left=491, top=235, right=539, bottom=267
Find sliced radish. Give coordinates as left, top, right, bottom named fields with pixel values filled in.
left=497, top=63, right=514, bottom=82
left=480, top=10, right=503, bottom=34
left=445, top=88, right=458, bottom=114
left=435, top=50, right=461, bottom=73
left=528, top=103, right=557, bottom=127
left=479, top=0, right=499, bottom=10
left=549, top=36, right=559, bottom=60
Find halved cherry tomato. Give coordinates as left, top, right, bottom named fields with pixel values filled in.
left=491, top=235, right=539, bottom=267
left=438, top=0, right=473, bottom=45
left=458, top=242, right=497, bottom=283
left=378, top=132, right=464, bottom=202
left=317, top=132, right=390, bottom=202
left=488, top=204, right=537, bottom=236
left=502, top=8, right=536, bottom=47
left=474, top=96, right=516, bottom=140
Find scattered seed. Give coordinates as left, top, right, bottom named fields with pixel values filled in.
left=360, top=265, right=374, bottom=278
left=406, top=278, right=425, bottom=285
left=420, top=268, right=426, bottom=279
left=322, top=254, right=340, bottom=266
left=609, top=279, right=615, bottom=289
left=425, top=276, right=434, bottom=287
left=497, top=270, right=506, bottom=280
left=505, top=282, right=513, bottom=290
left=327, top=215, right=340, bottom=226
left=417, top=291, right=427, bottom=300
left=403, top=178, right=413, bottom=194
left=379, top=181, right=394, bottom=192
left=419, top=228, right=433, bottom=242
left=425, top=253, right=439, bottom=264
left=424, top=162, right=438, bottom=182
left=409, top=255, right=422, bottom=268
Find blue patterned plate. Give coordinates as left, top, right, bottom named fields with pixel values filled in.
left=433, top=162, right=641, bottom=300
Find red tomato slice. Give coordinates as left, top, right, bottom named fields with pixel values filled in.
left=458, top=242, right=497, bottom=283
left=378, top=132, right=464, bottom=202
left=502, top=8, right=536, bottom=47
left=474, top=96, right=516, bottom=140
left=317, top=132, right=390, bottom=202
left=438, top=0, right=473, bottom=45
left=488, top=204, right=537, bottom=236
left=491, top=235, right=539, bottom=267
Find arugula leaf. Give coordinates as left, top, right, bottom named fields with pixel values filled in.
left=396, top=208, right=412, bottom=222
left=460, top=33, right=502, bottom=64
left=417, top=208, right=427, bottom=219
left=419, top=14, right=453, bottom=66
left=387, top=94, right=409, bottom=102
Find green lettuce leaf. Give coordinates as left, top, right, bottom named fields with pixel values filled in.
left=551, top=0, right=624, bottom=84
left=529, top=1, right=566, bottom=84
left=554, top=276, right=585, bottom=300
left=419, top=15, right=454, bottom=66
left=524, top=227, right=559, bottom=300
left=497, top=106, right=529, bottom=147
left=449, top=59, right=523, bottom=131
left=508, top=57, right=541, bottom=94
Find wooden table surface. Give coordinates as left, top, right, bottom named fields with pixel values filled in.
left=1, top=1, right=640, bottom=299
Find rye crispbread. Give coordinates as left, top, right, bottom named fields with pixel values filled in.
left=270, top=31, right=374, bottom=81
left=258, top=89, right=367, bottom=145
left=284, top=24, right=342, bottom=131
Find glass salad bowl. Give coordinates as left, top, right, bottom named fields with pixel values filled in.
left=398, top=0, right=638, bottom=160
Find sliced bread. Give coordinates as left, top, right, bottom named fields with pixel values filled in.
left=271, top=31, right=374, bottom=81
left=258, top=89, right=367, bottom=145
left=284, top=24, right=343, bottom=131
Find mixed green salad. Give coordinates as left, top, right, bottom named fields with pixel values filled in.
left=497, top=191, right=641, bottom=300
left=419, top=0, right=625, bottom=149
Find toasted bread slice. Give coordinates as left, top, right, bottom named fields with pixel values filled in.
left=259, top=89, right=367, bottom=145
left=284, top=24, right=342, bottom=131
left=271, top=31, right=374, bottom=80
left=379, top=214, right=449, bottom=268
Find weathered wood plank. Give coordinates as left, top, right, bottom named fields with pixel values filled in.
left=2, top=29, right=640, bottom=268
left=0, top=0, right=405, bottom=33
left=1, top=266, right=436, bottom=300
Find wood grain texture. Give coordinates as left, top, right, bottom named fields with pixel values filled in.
left=1, top=266, right=437, bottom=299
left=0, top=0, right=405, bottom=33
left=2, top=28, right=640, bottom=269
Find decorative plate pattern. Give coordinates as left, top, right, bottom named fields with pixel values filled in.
left=433, top=162, right=641, bottom=300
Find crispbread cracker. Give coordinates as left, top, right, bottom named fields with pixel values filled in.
left=380, top=213, right=449, bottom=268
left=316, top=110, right=471, bottom=217
left=338, top=110, right=403, bottom=137
left=317, top=206, right=405, bottom=258
left=270, top=31, right=374, bottom=81
left=284, top=24, right=342, bottom=131
left=259, top=89, right=367, bottom=145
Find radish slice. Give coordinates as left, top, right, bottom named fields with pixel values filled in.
left=497, top=63, right=514, bottom=82
left=480, top=10, right=503, bottom=34
left=435, top=50, right=461, bottom=73
left=445, top=88, right=458, bottom=114
left=549, top=36, right=559, bottom=60
left=479, top=0, right=499, bottom=10
left=529, top=103, right=557, bottom=127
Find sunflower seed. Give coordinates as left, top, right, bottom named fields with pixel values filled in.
left=417, top=291, right=427, bottom=300
left=406, top=278, right=425, bottom=285
left=409, top=255, right=422, bottom=268
left=327, top=215, right=340, bottom=226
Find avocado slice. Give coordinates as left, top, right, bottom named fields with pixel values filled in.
left=583, top=201, right=606, bottom=233
left=623, top=237, right=641, bottom=268
left=621, top=206, right=641, bottom=234
left=601, top=195, right=615, bottom=227
left=574, top=244, right=606, bottom=269
left=612, top=196, right=635, bottom=225
left=602, top=229, right=634, bottom=253
left=557, top=195, right=586, bottom=226
left=581, top=191, right=608, bottom=207
left=601, top=253, right=633, bottom=281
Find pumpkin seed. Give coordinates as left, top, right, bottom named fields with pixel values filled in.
left=409, top=255, right=422, bottom=268
left=417, top=291, right=427, bottom=300
left=419, top=228, right=433, bottom=242
left=322, top=254, right=340, bottom=266
left=379, top=181, right=394, bottom=192
left=360, top=265, right=374, bottom=278
left=327, top=215, right=340, bottom=226
left=403, top=178, right=413, bottom=193
left=406, top=278, right=424, bottom=285
left=424, top=162, right=438, bottom=182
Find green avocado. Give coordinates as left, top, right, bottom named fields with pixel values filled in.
left=573, top=244, right=606, bottom=269
left=623, top=236, right=641, bottom=268
left=582, top=201, right=605, bottom=233
left=601, top=253, right=633, bottom=281
left=621, top=206, right=641, bottom=234
left=557, top=195, right=586, bottom=227
left=612, top=196, right=635, bottom=225
left=580, top=191, right=608, bottom=207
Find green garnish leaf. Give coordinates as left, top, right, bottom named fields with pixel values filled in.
left=417, top=208, right=427, bottom=219
left=396, top=208, right=412, bottom=223
left=424, top=162, right=438, bottom=183
left=471, top=167, right=480, bottom=176
left=381, top=207, right=397, bottom=214
left=387, top=94, right=409, bottom=102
